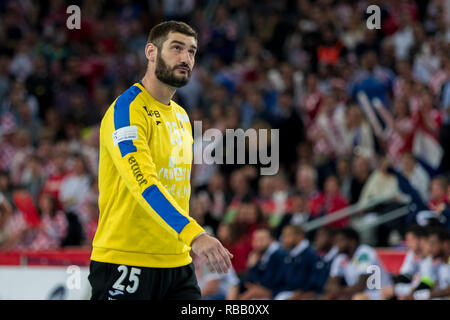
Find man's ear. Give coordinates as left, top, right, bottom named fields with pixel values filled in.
left=145, top=42, right=157, bottom=63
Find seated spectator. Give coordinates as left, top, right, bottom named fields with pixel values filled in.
left=349, top=155, right=372, bottom=204
left=429, top=231, right=450, bottom=299
left=323, top=227, right=391, bottom=300
left=59, top=153, right=91, bottom=215
left=416, top=176, right=450, bottom=230
left=428, top=176, right=448, bottom=212
left=255, top=176, right=276, bottom=220
left=336, top=156, right=352, bottom=203
left=222, top=169, right=253, bottom=223
left=358, top=157, right=405, bottom=206
left=295, top=164, right=319, bottom=200
left=196, top=172, right=227, bottom=225
left=399, top=153, right=430, bottom=203
left=381, top=224, right=426, bottom=299
left=228, top=197, right=266, bottom=275
left=59, top=153, right=91, bottom=246
left=289, top=226, right=338, bottom=299
left=336, top=104, right=375, bottom=159
left=31, top=193, right=67, bottom=250
left=230, top=228, right=286, bottom=300
left=190, top=195, right=220, bottom=237
left=40, top=150, right=69, bottom=210
left=238, top=224, right=318, bottom=300
left=275, top=192, right=310, bottom=239
left=402, top=226, right=448, bottom=300
left=308, top=175, right=349, bottom=228
left=0, top=191, right=13, bottom=248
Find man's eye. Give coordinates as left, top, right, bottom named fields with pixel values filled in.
left=173, top=46, right=181, bottom=51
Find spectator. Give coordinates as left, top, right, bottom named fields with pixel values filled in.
left=229, top=197, right=266, bottom=275
left=295, top=164, right=319, bottom=200
left=399, top=153, right=430, bottom=202
left=323, top=227, right=391, bottom=300
left=428, top=176, right=448, bottom=212
left=381, top=224, right=426, bottom=299
left=189, top=196, right=219, bottom=237
left=349, top=50, right=395, bottom=107
left=230, top=228, right=286, bottom=300
left=336, top=156, right=352, bottom=202
left=0, top=191, right=14, bottom=248
left=289, top=226, right=338, bottom=299
left=405, top=226, right=447, bottom=300
left=358, top=157, right=406, bottom=207
left=238, top=224, right=318, bottom=300
left=308, top=175, right=349, bottom=228
left=31, top=193, right=67, bottom=250
left=336, top=104, right=375, bottom=159
left=275, top=192, right=310, bottom=239
left=349, top=155, right=372, bottom=204
left=59, top=153, right=91, bottom=215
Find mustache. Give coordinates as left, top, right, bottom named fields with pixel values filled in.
left=173, top=63, right=191, bottom=72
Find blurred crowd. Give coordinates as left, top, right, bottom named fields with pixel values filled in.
left=193, top=223, right=450, bottom=300
left=0, top=0, right=450, bottom=299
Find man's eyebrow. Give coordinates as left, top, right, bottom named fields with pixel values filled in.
left=170, top=40, right=197, bottom=50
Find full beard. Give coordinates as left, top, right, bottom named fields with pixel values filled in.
left=155, top=53, right=191, bottom=88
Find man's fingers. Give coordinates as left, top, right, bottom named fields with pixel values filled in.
left=209, top=248, right=226, bottom=273
left=202, top=249, right=222, bottom=274
left=203, top=254, right=215, bottom=273
left=201, top=251, right=216, bottom=273
left=217, top=246, right=232, bottom=271
left=225, top=248, right=233, bottom=258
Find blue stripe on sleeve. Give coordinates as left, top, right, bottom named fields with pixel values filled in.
left=114, top=85, right=142, bottom=157
left=142, top=185, right=190, bottom=233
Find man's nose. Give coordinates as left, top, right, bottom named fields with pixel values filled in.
left=180, top=50, right=193, bottom=67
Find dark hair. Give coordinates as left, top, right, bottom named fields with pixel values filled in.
left=148, top=21, right=197, bottom=50
left=254, top=227, right=277, bottom=239
left=285, top=224, right=306, bottom=236
left=431, top=175, right=448, bottom=189
left=406, top=224, right=427, bottom=238
left=318, top=226, right=336, bottom=238
left=427, top=226, right=448, bottom=242
left=336, top=227, right=360, bottom=243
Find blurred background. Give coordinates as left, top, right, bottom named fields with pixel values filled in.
left=0, top=0, right=449, bottom=300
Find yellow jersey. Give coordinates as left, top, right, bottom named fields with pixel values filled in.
left=91, top=82, right=205, bottom=268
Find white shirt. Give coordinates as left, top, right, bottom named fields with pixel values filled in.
left=330, top=244, right=392, bottom=299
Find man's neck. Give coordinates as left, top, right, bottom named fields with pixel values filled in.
left=141, top=73, right=176, bottom=105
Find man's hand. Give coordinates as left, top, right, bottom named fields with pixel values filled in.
left=191, top=233, right=233, bottom=274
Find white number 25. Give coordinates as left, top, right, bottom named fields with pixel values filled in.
left=112, top=265, right=141, bottom=294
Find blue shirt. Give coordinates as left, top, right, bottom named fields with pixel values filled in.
left=272, top=239, right=319, bottom=296
left=246, top=242, right=288, bottom=291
